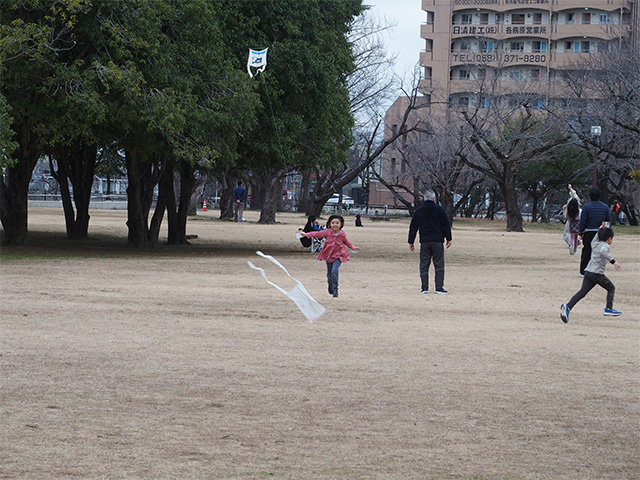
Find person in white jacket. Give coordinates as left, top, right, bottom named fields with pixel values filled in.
left=561, top=225, right=622, bottom=323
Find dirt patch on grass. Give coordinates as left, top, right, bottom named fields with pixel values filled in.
left=1, top=208, right=639, bottom=479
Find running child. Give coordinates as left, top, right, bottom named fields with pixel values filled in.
left=299, top=214, right=358, bottom=298
left=561, top=225, right=622, bottom=323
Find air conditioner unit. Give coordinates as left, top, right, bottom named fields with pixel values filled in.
left=527, top=13, right=532, bottom=18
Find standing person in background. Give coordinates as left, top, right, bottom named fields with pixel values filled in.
left=579, top=188, right=611, bottom=276
left=408, top=190, right=452, bottom=294
left=233, top=180, right=247, bottom=222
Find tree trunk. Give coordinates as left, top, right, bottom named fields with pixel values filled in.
left=125, top=149, right=163, bottom=248
left=440, top=189, right=455, bottom=224
left=166, top=161, right=196, bottom=245
left=0, top=118, right=39, bottom=246
left=530, top=191, right=539, bottom=223
left=187, top=175, right=207, bottom=216
left=217, top=170, right=235, bottom=220
left=298, top=172, right=310, bottom=214
left=258, top=173, right=284, bottom=224
left=51, top=142, right=98, bottom=239
left=501, top=172, right=524, bottom=232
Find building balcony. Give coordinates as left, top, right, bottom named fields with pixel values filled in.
left=448, top=79, right=548, bottom=95
left=548, top=51, right=607, bottom=67
left=549, top=23, right=630, bottom=40
left=447, top=0, right=632, bottom=13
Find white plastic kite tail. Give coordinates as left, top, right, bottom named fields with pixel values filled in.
left=248, top=251, right=325, bottom=323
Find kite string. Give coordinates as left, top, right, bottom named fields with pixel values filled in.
left=260, top=73, right=288, bottom=170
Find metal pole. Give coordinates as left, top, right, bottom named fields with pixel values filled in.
left=592, top=143, right=598, bottom=187
left=590, top=126, right=601, bottom=188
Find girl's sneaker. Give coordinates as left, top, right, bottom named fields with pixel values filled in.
left=604, top=308, right=622, bottom=316
left=560, top=304, right=570, bottom=323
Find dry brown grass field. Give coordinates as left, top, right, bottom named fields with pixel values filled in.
left=1, top=208, right=638, bottom=480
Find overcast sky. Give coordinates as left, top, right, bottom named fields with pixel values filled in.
left=363, top=0, right=425, bottom=80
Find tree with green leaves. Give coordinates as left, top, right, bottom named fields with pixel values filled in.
left=221, top=0, right=364, bottom=224
left=1, top=0, right=89, bottom=246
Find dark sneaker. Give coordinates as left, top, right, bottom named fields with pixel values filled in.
left=604, top=308, right=621, bottom=316
left=328, top=285, right=333, bottom=295
left=421, top=289, right=428, bottom=294
left=435, top=288, right=448, bottom=294
left=560, top=304, right=570, bottom=323
left=333, top=293, right=339, bottom=298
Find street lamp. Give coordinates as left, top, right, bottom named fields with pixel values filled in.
left=591, top=125, right=601, bottom=187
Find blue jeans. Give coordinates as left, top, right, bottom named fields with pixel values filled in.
left=420, top=242, right=445, bottom=291
left=326, top=259, right=341, bottom=295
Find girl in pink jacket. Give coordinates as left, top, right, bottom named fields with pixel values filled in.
left=300, top=214, right=358, bottom=298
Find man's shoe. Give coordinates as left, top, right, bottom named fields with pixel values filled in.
left=435, top=288, right=448, bottom=294
left=604, top=308, right=622, bottom=316
left=421, top=289, right=428, bottom=294
left=560, top=304, right=570, bottom=323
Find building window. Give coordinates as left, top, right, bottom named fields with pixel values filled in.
left=565, top=41, right=574, bottom=52
left=566, top=13, right=575, bottom=25
left=459, top=69, right=470, bottom=80
left=599, top=14, right=610, bottom=24
left=481, top=41, right=494, bottom=53
left=481, top=97, right=491, bottom=109
left=480, top=13, right=489, bottom=25
left=581, top=12, right=591, bottom=25
left=532, top=13, right=543, bottom=25
left=512, top=14, right=525, bottom=25
left=457, top=97, right=469, bottom=107
left=532, top=41, right=547, bottom=53
left=390, top=158, right=396, bottom=174
left=510, top=41, right=524, bottom=52
left=461, top=14, right=472, bottom=25
left=509, top=70, right=522, bottom=80
left=581, top=41, right=590, bottom=53
left=537, top=98, right=545, bottom=110
left=401, top=160, right=407, bottom=174
left=531, top=69, right=542, bottom=80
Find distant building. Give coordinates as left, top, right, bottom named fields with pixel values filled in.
left=420, top=0, right=636, bottom=115
left=370, top=0, right=638, bottom=207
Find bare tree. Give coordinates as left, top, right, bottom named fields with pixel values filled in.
left=300, top=9, right=432, bottom=217
left=557, top=44, right=640, bottom=224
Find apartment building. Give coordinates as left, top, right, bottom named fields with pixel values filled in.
left=370, top=0, right=637, bottom=208
left=420, top=0, right=637, bottom=112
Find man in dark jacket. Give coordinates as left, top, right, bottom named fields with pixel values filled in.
left=233, top=180, right=247, bottom=222
left=408, top=190, right=452, bottom=294
left=579, top=188, right=611, bottom=276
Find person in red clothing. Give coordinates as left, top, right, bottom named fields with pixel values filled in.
left=299, top=214, right=358, bottom=298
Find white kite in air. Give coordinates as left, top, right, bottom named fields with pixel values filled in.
left=247, top=48, right=268, bottom=77
left=248, top=251, right=325, bottom=323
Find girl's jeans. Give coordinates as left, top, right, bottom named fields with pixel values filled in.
left=568, top=271, right=615, bottom=310
left=326, top=259, right=341, bottom=295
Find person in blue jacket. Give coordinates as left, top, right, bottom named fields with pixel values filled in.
left=408, top=190, right=452, bottom=294
left=233, top=180, right=247, bottom=222
left=578, top=188, right=611, bottom=276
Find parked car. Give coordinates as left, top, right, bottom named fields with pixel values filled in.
left=325, top=194, right=355, bottom=207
